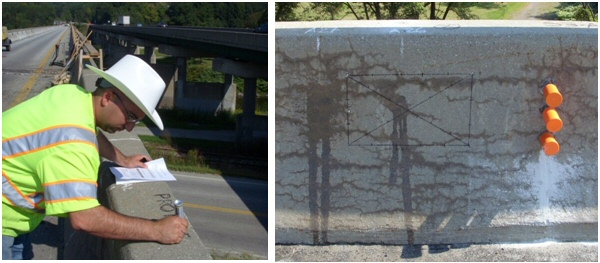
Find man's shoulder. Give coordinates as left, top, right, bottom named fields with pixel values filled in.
left=43, top=84, right=93, bottom=105
left=48, top=84, right=88, bottom=94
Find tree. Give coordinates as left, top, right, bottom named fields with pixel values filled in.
left=89, top=3, right=116, bottom=24
left=1, top=2, right=264, bottom=29
left=423, top=2, right=477, bottom=20
left=576, top=2, right=598, bottom=21
left=399, top=2, right=425, bottom=19
left=275, top=2, right=476, bottom=21
left=165, top=3, right=264, bottom=27
left=555, top=2, right=598, bottom=21
left=356, top=2, right=425, bottom=20
left=275, top=3, right=299, bottom=21
left=310, top=3, right=345, bottom=20
left=449, top=2, right=479, bottom=20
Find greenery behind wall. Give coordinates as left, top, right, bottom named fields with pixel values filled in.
left=275, top=2, right=597, bottom=22
left=2, top=2, right=267, bottom=29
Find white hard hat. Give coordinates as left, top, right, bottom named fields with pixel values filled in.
left=86, top=55, right=166, bottom=130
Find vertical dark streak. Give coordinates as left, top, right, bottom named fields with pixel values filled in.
left=308, top=138, right=320, bottom=244
left=320, top=138, right=331, bottom=244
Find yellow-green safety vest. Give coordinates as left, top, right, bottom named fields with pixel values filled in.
left=2, top=84, right=101, bottom=237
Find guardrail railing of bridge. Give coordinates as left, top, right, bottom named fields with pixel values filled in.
left=54, top=24, right=103, bottom=85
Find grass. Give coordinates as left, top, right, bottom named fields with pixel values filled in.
left=211, top=250, right=262, bottom=260
left=141, top=135, right=222, bottom=174
left=140, top=134, right=267, bottom=180
left=471, top=2, right=529, bottom=20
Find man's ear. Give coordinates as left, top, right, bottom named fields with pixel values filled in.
left=100, top=90, right=113, bottom=107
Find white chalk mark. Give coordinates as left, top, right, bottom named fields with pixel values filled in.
left=465, top=210, right=478, bottom=227
left=304, top=27, right=338, bottom=35
left=436, top=212, right=454, bottom=232
left=400, top=36, right=404, bottom=56
left=405, top=27, right=426, bottom=34
left=317, top=36, right=320, bottom=52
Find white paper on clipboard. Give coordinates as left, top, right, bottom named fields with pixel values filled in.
left=109, top=158, right=176, bottom=184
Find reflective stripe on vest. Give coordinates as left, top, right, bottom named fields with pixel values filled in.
left=2, top=125, right=97, bottom=213
left=2, top=172, right=45, bottom=213
left=44, top=180, right=98, bottom=204
left=2, top=125, right=97, bottom=159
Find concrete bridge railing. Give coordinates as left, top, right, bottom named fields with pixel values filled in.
left=275, top=20, right=597, bottom=245
left=5, top=25, right=56, bottom=42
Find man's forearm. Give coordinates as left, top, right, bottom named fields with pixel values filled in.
left=97, top=131, right=125, bottom=164
left=70, top=205, right=158, bottom=241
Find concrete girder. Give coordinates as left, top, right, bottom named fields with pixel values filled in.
left=212, top=57, right=267, bottom=80
left=158, top=44, right=218, bottom=58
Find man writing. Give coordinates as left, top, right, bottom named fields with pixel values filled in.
left=2, top=55, right=188, bottom=260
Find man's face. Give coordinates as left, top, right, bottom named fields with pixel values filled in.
left=100, top=90, right=145, bottom=133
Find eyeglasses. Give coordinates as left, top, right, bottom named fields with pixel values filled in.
left=112, top=92, right=142, bottom=124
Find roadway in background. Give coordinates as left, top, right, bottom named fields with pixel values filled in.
left=2, top=25, right=69, bottom=111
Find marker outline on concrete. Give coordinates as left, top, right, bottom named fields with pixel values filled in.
left=346, top=72, right=474, bottom=147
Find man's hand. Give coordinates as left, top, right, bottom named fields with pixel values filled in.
left=155, top=216, right=190, bottom=244
left=121, top=154, right=152, bottom=168
left=70, top=206, right=189, bottom=244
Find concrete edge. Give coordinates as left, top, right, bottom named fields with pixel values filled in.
left=275, top=19, right=598, bottom=29
left=275, top=242, right=598, bottom=262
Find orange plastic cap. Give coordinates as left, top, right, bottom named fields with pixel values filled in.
left=543, top=108, right=563, bottom=133
left=544, top=84, right=563, bottom=108
left=539, top=132, right=560, bottom=156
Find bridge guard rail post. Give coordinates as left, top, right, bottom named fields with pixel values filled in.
left=77, top=49, right=83, bottom=84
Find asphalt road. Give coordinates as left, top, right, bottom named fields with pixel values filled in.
left=167, top=172, right=268, bottom=258
left=2, top=25, right=69, bottom=110
left=3, top=25, right=269, bottom=259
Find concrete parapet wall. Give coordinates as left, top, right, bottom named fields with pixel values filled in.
left=275, top=20, right=598, bottom=245
left=97, top=164, right=211, bottom=260
left=64, top=162, right=212, bottom=260
left=7, top=26, right=57, bottom=41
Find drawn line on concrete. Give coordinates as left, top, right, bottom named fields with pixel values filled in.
left=347, top=75, right=469, bottom=145
left=346, top=72, right=474, bottom=147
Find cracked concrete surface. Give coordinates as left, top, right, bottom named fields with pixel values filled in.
left=275, top=20, right=597, bottom=248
